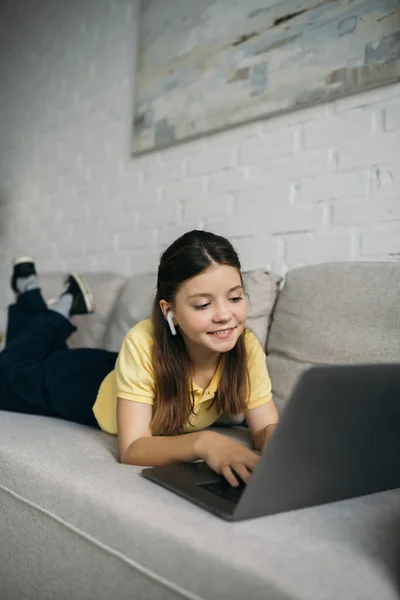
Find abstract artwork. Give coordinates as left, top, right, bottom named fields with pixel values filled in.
left=132, top=0, right=400, bottom=154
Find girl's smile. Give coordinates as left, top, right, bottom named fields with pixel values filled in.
left=207, top=327, right=236, bottom=339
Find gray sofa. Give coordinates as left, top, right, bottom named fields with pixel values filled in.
left=1, top=262, right=400, bottom=600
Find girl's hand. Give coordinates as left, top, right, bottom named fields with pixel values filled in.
left=196, top=431, right=260, bottom=486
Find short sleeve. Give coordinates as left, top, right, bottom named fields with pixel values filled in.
left=244, top=329, right=273, bottom=411
left=115, top=331, right=155, bottom=405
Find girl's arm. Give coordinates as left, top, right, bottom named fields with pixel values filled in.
left=117, top=398, right=203, bottom=464
left=245, top=400, right=279, bottom=452
left=117, top=398, right=260, bottom=486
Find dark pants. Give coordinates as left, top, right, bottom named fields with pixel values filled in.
left=0, top=289, right=118, bottom=427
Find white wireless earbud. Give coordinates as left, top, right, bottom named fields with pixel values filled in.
left=166, top=310, right=177, bottom=336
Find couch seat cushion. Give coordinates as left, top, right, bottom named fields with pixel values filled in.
left=1, top=412, right=399, bottom=600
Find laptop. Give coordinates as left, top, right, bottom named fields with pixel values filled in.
left=141, top=364, right=400, bottom=521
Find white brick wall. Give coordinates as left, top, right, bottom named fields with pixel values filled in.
left=0, top=0, right=400, bottom=325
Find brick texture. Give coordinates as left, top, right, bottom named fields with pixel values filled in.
left=0, top=0, right=400, bottom=324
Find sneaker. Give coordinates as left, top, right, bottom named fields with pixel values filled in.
left=11, top=256, right=37, bottom=294
left=62, top=273, right=94, bottom=316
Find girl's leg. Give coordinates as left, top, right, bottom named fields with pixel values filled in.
left=1, top=310, right=76, bottom=368
left=0, top=271, right=99, bottom=422
left=6, top=256, right=43, bottom=344
left=1, top=271, right=94, bottom=368
left=0, top=310, right=77, bottom=416
left=0, top=345, right=118, bottom=424
left=43, top=348, right=118, bottom=427
left=6, top=289, right=67, bottom=351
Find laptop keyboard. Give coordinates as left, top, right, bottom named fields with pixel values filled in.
left=200, top=478, right=246, bottom=504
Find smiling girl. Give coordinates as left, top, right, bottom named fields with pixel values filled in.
left=0, top=230, right=278, bottom=486
left=95, top=230, right=279, bottom=486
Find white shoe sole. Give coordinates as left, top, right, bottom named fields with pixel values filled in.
left=13, top=255, right=35, bottom=266
left=70, top=272, right=95, bottom=313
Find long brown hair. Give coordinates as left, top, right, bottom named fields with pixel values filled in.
left=151, top=230, right=249, bottom=435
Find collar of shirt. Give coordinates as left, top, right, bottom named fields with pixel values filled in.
left=191, top=360, right=222, bottom=405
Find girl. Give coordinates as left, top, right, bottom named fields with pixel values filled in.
left=0, top=231, right=278, bottom=486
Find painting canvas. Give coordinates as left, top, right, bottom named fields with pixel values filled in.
left=132, top=0, right=400, bottom=154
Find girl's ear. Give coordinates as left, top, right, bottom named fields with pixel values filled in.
left=159, top=299, right=171, bottom=320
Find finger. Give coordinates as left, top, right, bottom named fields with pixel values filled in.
left=231, top=462, right=252, bottom=484
left=221, top=465, right=239, bottom=487
left=243, top=452, right=260, bottom=470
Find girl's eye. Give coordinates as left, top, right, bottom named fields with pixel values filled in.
left=230, top=296, right=243, bottom=303
left=194, top=303, right=210, bottom=310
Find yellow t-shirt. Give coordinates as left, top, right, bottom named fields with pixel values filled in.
left=92, top=319, right=272, bottom=435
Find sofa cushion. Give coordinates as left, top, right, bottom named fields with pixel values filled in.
left=103, top=272, right=157, bottom=352
left=266, top=262, right=400, bottom=412
left=40, top=272, right=126, bottom=349
left=1, top=411, right=399, bottom=600
left=243, top=269, right=282, bottom=349
left=103, top=269, right=282, bottom=352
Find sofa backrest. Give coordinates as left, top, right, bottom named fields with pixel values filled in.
left=266, top=262, right=400, bottom=413
left=103, top=272, right=157, bottom=352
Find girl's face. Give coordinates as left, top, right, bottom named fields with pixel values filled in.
left=171, top=264, right=248, bottom=360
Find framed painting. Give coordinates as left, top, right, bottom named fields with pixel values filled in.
left=132, top=0, right=400, bottom=154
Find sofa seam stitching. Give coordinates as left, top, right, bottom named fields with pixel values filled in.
left=0, top=483, right=205, bottom=600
